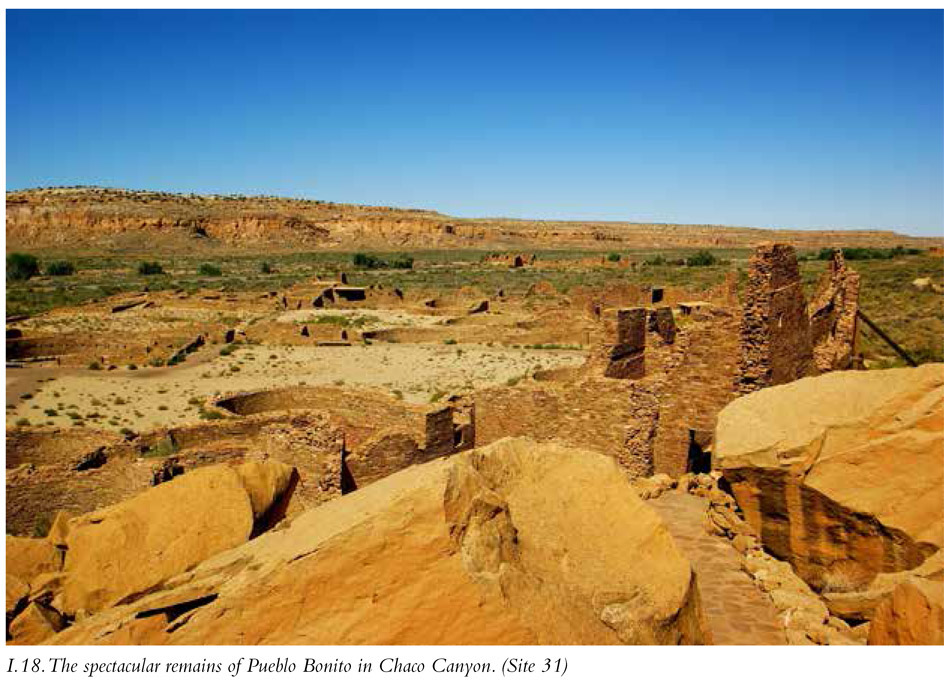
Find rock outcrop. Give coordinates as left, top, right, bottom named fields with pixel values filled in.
left=5, top=460, right=296, bottom=643
left=59, top=461, right=295, bottom=616
left=867, top=577, right=944, bottom=645
left=45, top=438, right=708, bottom=645
left=716, top=364, right=944, bottom=591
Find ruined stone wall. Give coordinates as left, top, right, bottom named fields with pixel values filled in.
left=737, top=244, right=814, bottom=394
left=603, top=308, right=647, bottom=379
left=474, top=379, right=640, bottom=471
left=648, top=307, right=677, bottom=344
left=344, top=430, right=422, bottom=490
left=808, top=250, right=860, bottom=373
left=622, top=385, right=659, bottom=478
left=424, top=405, right=456, bottom=458
left=214, top=386, right=421, bottom=449
left=651, top=313, right=741, bottom=477
left=5, top=413, right=348, bottom=535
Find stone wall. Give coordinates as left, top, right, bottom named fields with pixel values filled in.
left=651, top=313, right=741, bottom=477
left=808, top=250, right=860, bottom=373
left=474, top=379, right=640, bottom=470
left=601, top=308, right=647, bottom=379
left=737, top=243, right=814, bottom=394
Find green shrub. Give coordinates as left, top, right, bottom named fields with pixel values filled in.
left=390, top=255, right=414, bottom=269
left=260, top=261, right=273, bottom=274
left=352, top=253, right=385, bottom=269
left=643, top=254, right=666, bottom=266
left=45, top=261, right=76, bottom=276
left=144, top=438, right=178, bottom=458
left=198, top=263, right=222, bottom=276
left=87, top=361, right=102, bottom=371
left=816, top=246, right=922, bottom=261
left=686, top=250, right=717, bottom=267
left=137, top=261, right=164, bottom=275
left=7, top=253, right=39, bottom=281
left=198, top=407, right=227, bottom=421
left=606, top=252, right=622, bottom=262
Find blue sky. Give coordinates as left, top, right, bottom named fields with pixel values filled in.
left=6, top=10, right=943, bottom=235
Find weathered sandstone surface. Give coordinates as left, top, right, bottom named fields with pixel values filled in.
left=5, top=460, right=296, bottom=642
left=44, top=437, right=707, bottom=645
left=716, top=364, right=944, bottom=591
left=866, top=576, right=944, bottom=645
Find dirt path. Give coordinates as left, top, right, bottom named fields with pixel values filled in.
left=648, top=493, right=787, bottom=645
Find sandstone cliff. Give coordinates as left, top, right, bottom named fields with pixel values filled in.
left=6, top=187, right=934, bottom=252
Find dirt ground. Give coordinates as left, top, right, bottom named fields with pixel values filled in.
left=6, top=342, right=585, bottom=432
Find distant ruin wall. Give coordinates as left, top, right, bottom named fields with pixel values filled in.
left=648, top=306, right=677, bottom=345
left=602, top=308, right=647, bottom=379
left=424, top=405, right=458, bottom=459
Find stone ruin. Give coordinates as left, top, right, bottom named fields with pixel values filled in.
left=738, top=243, right=860, bottom=394
left=484, top=252, right=536, bottom=268
left=499, top=242, right=862, bottom=481
left=648, top=306, right=677, bottom=344
left=602, top=308, right=647, bottom=379
left=808, top=249, right=861, bottom=373
left=737, top=243, right=814, bottom=394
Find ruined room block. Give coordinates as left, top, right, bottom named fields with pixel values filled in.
left=424, top=405, right=456, bottom=459
left=648, top=306, right=677, bottom=344
left=604, top=308, right=647, bottom=379
left=737, top=243, right=813, bottom=394
left=808, top=249, right=860, bottom=373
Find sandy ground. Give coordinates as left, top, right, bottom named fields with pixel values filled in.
left=15, top=306, right=259, bottom=334
left=275, top=308, right=450, bottom=330
left=6, top=342, right=585, bottom=432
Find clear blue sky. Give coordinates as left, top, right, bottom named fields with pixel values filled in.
left=6, top=10, right=943, bottom=236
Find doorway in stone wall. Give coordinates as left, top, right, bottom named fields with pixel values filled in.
left=686, top=429, right=712, bottom=474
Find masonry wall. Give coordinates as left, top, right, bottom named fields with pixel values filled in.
left=651, top=313, right=741, bottom=477
left=474, top=379, right=641, bottom=471
left=808, top=250, right=860, bottom=372
left=737, top=243, right=814, bottom=394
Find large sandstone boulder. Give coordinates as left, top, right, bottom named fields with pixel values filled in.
left=823, top=549, right=943, bottom=622
left=59, top=461, right=295, bottom=616
left=867, top=578, right=944, bottom=645
left=47, top=438, right=707, bottom=645
left=9, top=602, right=64, bottom=645
left=716, top=365, right=943, bottom=591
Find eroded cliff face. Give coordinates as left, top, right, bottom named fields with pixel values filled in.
left=7, top=187, right=935, bottom=251
left=715, top=364, right=944, bottom=592
left=22, top=437, right=707, bottom=645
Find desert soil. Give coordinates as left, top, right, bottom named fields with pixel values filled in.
left=6, top=342, right=585, bottom=432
